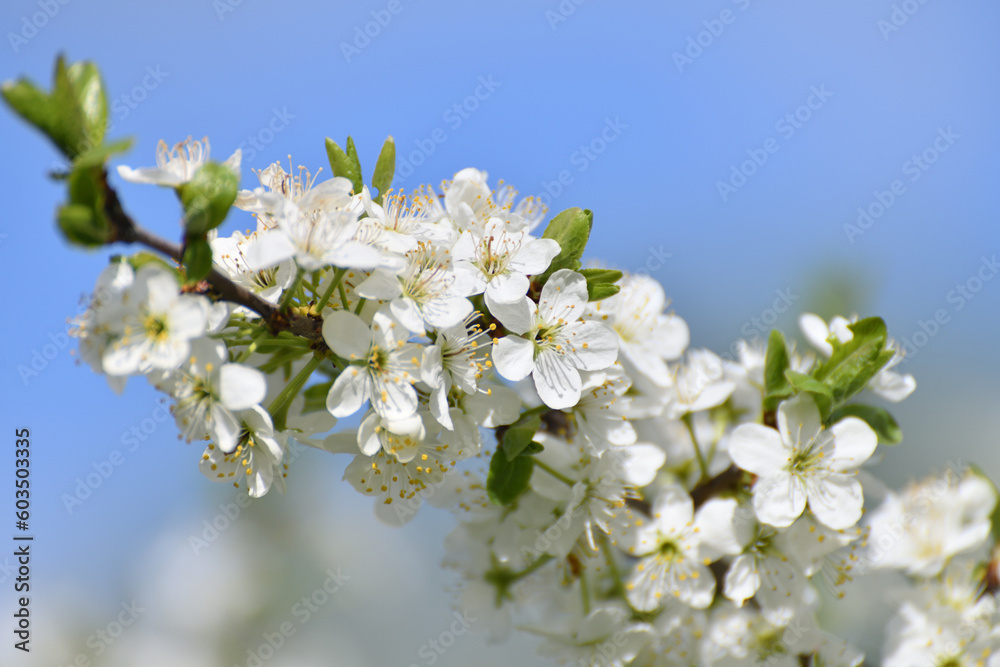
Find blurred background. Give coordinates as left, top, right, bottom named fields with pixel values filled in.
left=1, top=1, right=998, bottom=664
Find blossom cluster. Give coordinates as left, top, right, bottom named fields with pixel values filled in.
left=67, top=136, right=1000, bottom=667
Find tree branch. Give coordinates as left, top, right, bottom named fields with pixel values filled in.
left=100, top=169, right=326, bottom=347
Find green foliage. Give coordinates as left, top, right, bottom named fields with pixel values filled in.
left=535, top=208, right=593, bottom=285
left=487, top=408, right=548, bottom=505
left=487, top=447, right=536, bottom=506
left=762, top=330, right=793, bottom=411
left=579, top=268, right=622, bottom=302
left=325, top=136, right=364, bottom=194
left=371, top=136, right=395, bottom=205
left=829, top=404, right=903, bottom=445
left=182, top=239, right=213, bottom=283
left=2, top=55, right=108, bottom=160
left=179, top=162, right=239, bottom=236
left=57, top=166, right=110, bottom=246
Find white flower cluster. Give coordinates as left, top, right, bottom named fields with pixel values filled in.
left=68, top=137, right=1000, bottom=666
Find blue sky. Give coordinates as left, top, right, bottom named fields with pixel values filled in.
left=2, top=0, right=999, bottom=663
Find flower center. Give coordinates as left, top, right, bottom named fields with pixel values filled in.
left=143, top=313, right=168, bottom=343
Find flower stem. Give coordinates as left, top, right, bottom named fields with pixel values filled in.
left=235, top=328, right=270, bottom=363
left=280, top=267, right=305, bottom=313
left=533, top=459, right=576, bottom=486
left=682, top=412, right=710, bottom=483
left=512, top=554, right=553, bottom=581
left=315, top=267, right=347, bottom=312
left=268, top=354, right=323, bottom=430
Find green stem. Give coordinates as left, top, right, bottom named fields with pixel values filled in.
left=280, top=267, right=305, bottom=312
left=512, top=554, right=553, bottom=581
left=268, top=354, right=323, bottom=430
left=235, top=328, right=270, bottom=363
left=316, top=267, right=347, bottom=312
left=579, top=565, right=591, bottom=615
left=338, top=280, right=350, bottom=309
left=682, top=412, right=710, bottom=483
left=601, top=536, right=625, bottom=597
left=353, top=297, right=366, bottom=315
left=533, top=459, right=576, bottom=487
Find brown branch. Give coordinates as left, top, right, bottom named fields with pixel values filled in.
left=100, top=170, right=326, bottom=346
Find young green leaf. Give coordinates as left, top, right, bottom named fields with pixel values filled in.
left=372, top=135, right=395, bottom=205
left=535, top=208, right=593, bottom=284
left=65, top=60, right=108, bottom=151
left=325, top=137, right=363, bottom=194
left=179, top=162, right=239, bottom=236
left=57, top=204, right=108, bottom=247
left=182, top=238, right=213, bottom=283
left=828, top=404, right=903, bottom=444
left=74, top=137, right=134, bottom=170
left=487, top=448, right=535, bottom=505
left=503, top=427, right=539, bottom=461
left=785, top=369, right=832, bottom=396
left=579, top=267, right=623, bottom=302
left=763, top=330, right=792, bottom=410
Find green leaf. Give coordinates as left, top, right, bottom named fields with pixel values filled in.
left=325, top=137, right=364, bottom=195
left=182, top=239, right=213, bottom=283
left=74, top=137, right=133, bottom=169
left=522, top=442, right=544, bottom=456
left=763, top=330, right=792, bottom=410
left=302, top=381, right=333, bottom=414
left=57, top=165, right=110, bottom=246
left=812, top=317, right=894, bottom=406
left=535, top=208, right=593, bottom=284
left=371, top=135, right=395, bottom=204
left=503, top=427, right=539, bottom=462
left=822, top=339, right=885, bottom=404
left=828, top=404, right=903, bottom=445
left=579, top=267, right=622, bottom=301
left=487, top=448, right=535, bottom=506
left=179, top=162, right=239, bottom=236
left=785, top=370, right=833, bottom=396
left=57, top=204, right=108, bottom=247
left=65, top=60, right=108, bottom=151
left=121, top=251, right=174, bottom=274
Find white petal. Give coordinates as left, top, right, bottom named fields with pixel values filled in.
left=563, top=321, right=618, bottom=371
left=829, top=416, right=877, bottom=472
left=695, top=498, right=748, bottom=557
left=355, top=269, right=403, bottom=300
left=799, top=313, right=833, bottom=355
left=326, top=369, right=368, bottom=418
left=486, top=294, right=534, bottom=335
left=729, top=424, right=787, bottom=476
left=245, top=230, right=297, bottom=270
left=219, top=364, right=267, bottom=410
left=533, top=350, right=583, bottom=410
left=491, top=336, right=535, bottom=381
left=486, top=271, right=530, bottom=305
left=321, top=310, right=371, bottom=361
left=510, top=237, right=560, bottom=276
left=807, top=474, right=864, bottom=530
left=724, top=554, right=761, bottom=604
left=390, top=297, right=426, bottom=335
left=614, top=444, right=666, bottom=487
left=370, top=376, right=418, bottom=420
left=209, top=404, right=241, bottom=454
left=777, top=394, right=822, bottom=449
left=651, top=314, right=690, bottom=361
left=538, top=269, right=588, bottom=323
left=753, top=471, right=807, bottom=528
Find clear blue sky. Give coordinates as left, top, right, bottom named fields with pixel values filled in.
left=2, top=1, right=999, bottom=664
